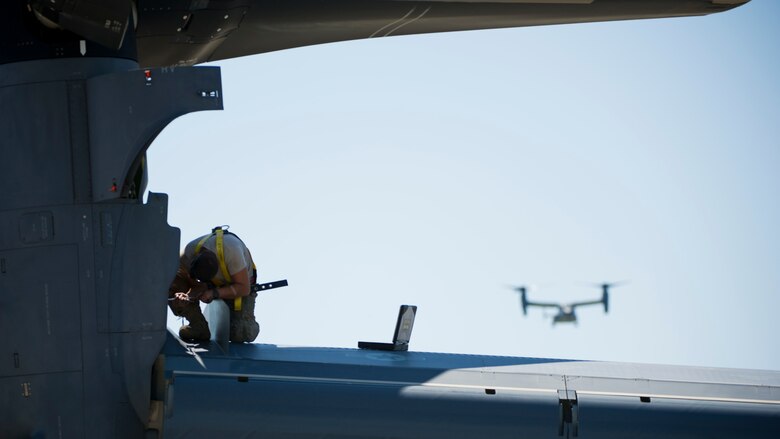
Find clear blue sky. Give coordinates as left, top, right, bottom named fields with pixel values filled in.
left=151, top=1, right=779, bottom=371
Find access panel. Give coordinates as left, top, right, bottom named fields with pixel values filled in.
left=0, top=245, right=82, bottom=377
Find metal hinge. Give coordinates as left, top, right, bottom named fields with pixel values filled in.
left=558, top=389, right=579, bottom=438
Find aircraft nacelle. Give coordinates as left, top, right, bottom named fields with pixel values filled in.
left=519, top=286, right=529, bottom=315
left=0, top=13, right=224, bottom=433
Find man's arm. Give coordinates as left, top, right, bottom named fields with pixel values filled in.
left=199, top=267, right=251, bottom=303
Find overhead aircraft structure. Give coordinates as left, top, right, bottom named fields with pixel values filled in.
left=513, top=283, right=622, bottom=325
left=2, top=0, right=776, bottom=438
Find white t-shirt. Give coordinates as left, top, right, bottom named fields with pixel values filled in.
left=181, top=232, right=254, bottom=285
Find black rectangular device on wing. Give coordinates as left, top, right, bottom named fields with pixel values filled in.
left=358, top=305, right=417, bottom=351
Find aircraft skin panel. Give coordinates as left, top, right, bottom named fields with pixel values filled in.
left=576, top=394, right=780, bottom=438
left=162, top=334, right=780, bottom=437
left=0, top=372, right=85, bottom=438
left=167, top=374, right=560, bottom=438
left=135, top=0, right=749, bottom=67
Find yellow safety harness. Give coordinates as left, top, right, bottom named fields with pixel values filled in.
left=194, top=226, right=251, bottom=311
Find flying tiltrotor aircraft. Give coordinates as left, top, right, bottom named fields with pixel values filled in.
left=513, top=283, right=622, bottom=325
left=2, top=1, right=778, bottom=438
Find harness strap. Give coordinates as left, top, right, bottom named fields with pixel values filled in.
left=215, top=228, right=242, bottom=311
left=214, top=228, right=233, bottom=285
left=194, top=234, right=209, bottom=255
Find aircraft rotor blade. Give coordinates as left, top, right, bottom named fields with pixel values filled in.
left=601, top=280, right=629, bottom=289
left=578, top=280, right=629, bottom=288
left=134, top=0, right=749, bottom=67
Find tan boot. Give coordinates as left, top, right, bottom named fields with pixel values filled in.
left=179, top=322, right=210, bottom=342
left=169, top=298, right=211, bottom=342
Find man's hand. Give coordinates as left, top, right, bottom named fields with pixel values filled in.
left=188, top=282, right=210, bottom=301
left=173, top=292, right=191, bottom=301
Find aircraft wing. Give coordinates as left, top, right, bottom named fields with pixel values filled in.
left=569, top=299, right=604, bottom=309
left=524, top=300, right=562, bottom=309
left=136, top=0, right=749, bottom=67
left=162, top=333, right=780, bottom=438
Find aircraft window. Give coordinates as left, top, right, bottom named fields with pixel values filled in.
left=485, top=389, right=496, bottom=395
left=640, top=396, right=651, bottom=403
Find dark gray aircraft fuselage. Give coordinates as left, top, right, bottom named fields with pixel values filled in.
left=2, top=1, right=774, bottom=438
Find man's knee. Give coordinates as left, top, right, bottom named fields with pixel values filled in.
left=230, top=319, right=259, bottom=343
